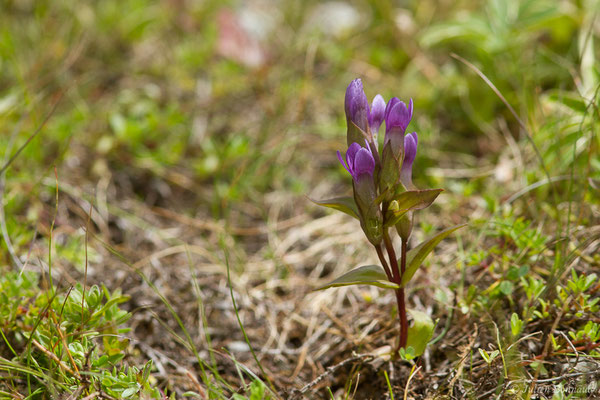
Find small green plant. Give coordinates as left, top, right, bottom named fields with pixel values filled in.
left=0, top=271, right=161, bottom=398
left=313, top=79, right=464, bottom=356
left=510, top=312, right=523, bottom=338
left=478, top=348, right=500, bottom=365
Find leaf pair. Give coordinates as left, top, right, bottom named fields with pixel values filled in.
left=316, top=224, right=466, bottom=290
left=309, top=188, right=443, bottom=222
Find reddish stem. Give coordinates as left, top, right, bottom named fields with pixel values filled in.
left=383, top=231, right=408, bottom=353
left=375, top=244, right=393, bottom=282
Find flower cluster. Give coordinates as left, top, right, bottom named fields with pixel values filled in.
left=338, top=78, right=419, bottom=245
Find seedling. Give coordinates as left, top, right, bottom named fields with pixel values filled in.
left=313, top=79, right=465, bottom=356
left=478, top=348, right=500, bottom=365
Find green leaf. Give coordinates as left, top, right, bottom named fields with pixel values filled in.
left=316, top=265, right=399, bottom=290
left=479, top=348, right=490, bottom=363
left=510, top=313, right=523, bottom=337
left=394, top=189, right=443, bottom=210
left=406, top=309, right=435, bottom=357
left=401, top=224, right=467, bottom=287
left=386, top=189, right=443, bottom=226
left=308, top=196, right=359, bottom=219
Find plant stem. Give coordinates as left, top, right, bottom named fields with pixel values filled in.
left=375, top=244, right=393, bottom=282
left=395, top=288, right=408, bottom=352
left=383, top=231, right=408, bottom=353
left=383, top=233, right=399, bottom=280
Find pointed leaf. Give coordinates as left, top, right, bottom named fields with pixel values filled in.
left=308, top=196, right=359, bottom=219
left=406, top=309, right=435, bottom=357
left=385, top=189, right=443, bottom=227
left=401, top=224, right=467, bottom=287
left=316, top=265, right=399, bottom=291
left=394, top=189, right=443, bottom=211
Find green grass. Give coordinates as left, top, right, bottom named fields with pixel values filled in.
left=1, top=0, right=599, bottom=398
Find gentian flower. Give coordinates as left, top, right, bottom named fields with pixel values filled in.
left=345, top=79, right=369, bottom=135
left=368, top=94, right=386, bottom=137
left=345, top=79, right=386, bottom=147
left=337, top=141, right=375, bottom=182
left=337, top=140, right=382, bottom=245
left=384, top=97, right=413, bottom=152
left=400, top=132, right=418, bottom=188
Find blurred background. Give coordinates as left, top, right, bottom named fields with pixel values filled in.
left=1, top=0, right=599, bottom=397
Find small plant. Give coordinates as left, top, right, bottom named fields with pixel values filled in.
left=0, top=271, right=161, bottom=398
left=478, top=348, right=500, bottom=365
left=313, top=79, right=464, bottom=356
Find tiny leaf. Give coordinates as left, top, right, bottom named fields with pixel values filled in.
left=316, top=265, right=399, bottom=290
left=406, top=309, right=435, bottom=357
left=479, top=348, right=490, bottom=363
left=401, top=224, right=467, bottom=287
left=308, top=196, right=359, bottom=219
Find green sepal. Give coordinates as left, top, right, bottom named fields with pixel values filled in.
left=385, top=189, right=443, bottom=227
left=347, top=120, right=369, bottom=146
left=406, top=309, right=435, bottom=357
left=315, top=265, right=399, bottom=290
left=401, top=224, right=467, bottom=287
left=379, top=142, right=401, bottom=196
left=308, top=196, right=359, bottom=219
left=354, top=177, right=383, bottom=245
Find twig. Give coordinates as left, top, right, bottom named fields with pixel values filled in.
left=403, top=365, right=421, bottom=400
left=290, top=353, right=374, bottom=399
left=31, top=338, right=77, bottom=376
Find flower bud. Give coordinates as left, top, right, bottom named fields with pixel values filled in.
left=345, top=79, right=370, bottom=146
left=384, top=98, right=413, bottom=159
left=345, top=79, right=387, bottom=151
left=368, top=94, right=386, bottom=139
left=400, top=132, right=418, bottom=189
left=396, top=212, right=413, bottom=241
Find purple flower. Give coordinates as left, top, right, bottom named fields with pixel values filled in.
left=368, top=94, right=386, bottom=136
left=337, top=141, right=375, bottom=182
left=384, top=98, right=413, bottom=146
left=345, top=79, right=370, bottom=133
left=401, top=132, right=418, bottom=187
left=345, top=79, right=387, bottom=140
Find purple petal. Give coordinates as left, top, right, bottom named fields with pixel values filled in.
left=368, top=94, right=386, bottom=134
left=344, top=79, right=363, bottom=117
left=401, top=132, right=418, bottom=187
left=385, top=100, right=412, bottom=134
left=352, top=148, right=375, bottom=178
left=344, top=79, right=369, bottom=132
left=403, top=132, right=418, bottom=165
left=337, top=150, right=351, bottom=174
left=346, top=142, right=362, bottom=166
left=384, top=97, right=400, bottom=121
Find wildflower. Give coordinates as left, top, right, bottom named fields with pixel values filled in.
left=401, top=132, right=418, bottom=188
left=345, top=79, right=369, bottom=136
left=344, top=79, right=386, bottom=147
left=337, top=141, right=375, bottom=182
left=384, top=97, right=413, bottom=154
left=337, top=141, right=382, bottom=245
left=368, top=94, right=386, bottom=137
